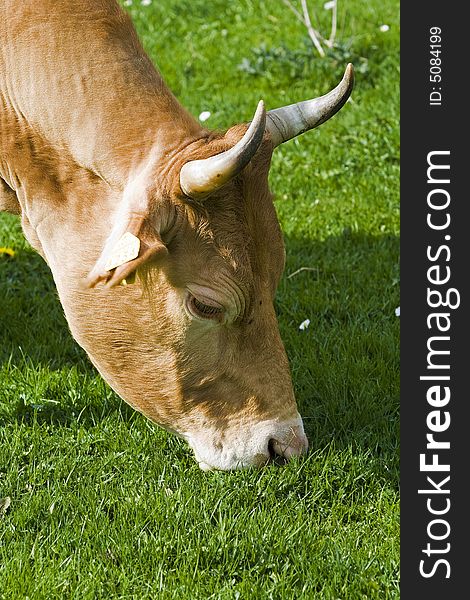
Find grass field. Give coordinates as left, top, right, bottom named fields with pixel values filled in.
left=0, top=0, right=399, bottom=598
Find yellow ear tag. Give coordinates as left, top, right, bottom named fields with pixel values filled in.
left=120, top=270, right=136, bottom=286
left=105, top=232, right=141, bottom=271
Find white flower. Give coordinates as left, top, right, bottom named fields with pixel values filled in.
left=198, top=111, right=211, bottom=122
left=299, top=319, right=310, bottom=331
left=380, top=24, right=390, bottom=32
left=395, top=306, right=400, bottom=317
left=141, top=0, right=152, bottom=6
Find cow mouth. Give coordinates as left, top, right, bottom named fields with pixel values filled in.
left=198, top=441, right=291, bottom=471
left=186, top=417, right=309, bottom=471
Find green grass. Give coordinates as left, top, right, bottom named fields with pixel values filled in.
left=0, top=0, right=399, bottom=597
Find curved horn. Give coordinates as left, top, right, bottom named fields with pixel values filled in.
left=180, top=100, right=266, bottom=200
left=266, top=63, right=354, bottom=147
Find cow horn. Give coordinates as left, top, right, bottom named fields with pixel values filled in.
left=266, top=63, right=354, bottom=147
left=180, top=100, right=266, bottom=200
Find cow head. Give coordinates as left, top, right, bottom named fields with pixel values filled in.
left=79, top=65, right=354, bottom=470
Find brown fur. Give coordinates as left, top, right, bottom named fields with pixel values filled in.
left=1, top=0, right=306, bottom=467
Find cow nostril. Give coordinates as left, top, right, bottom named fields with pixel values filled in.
left=268, top=439, right=288, bottom=465
left=268, top=438, right=276, bottom=459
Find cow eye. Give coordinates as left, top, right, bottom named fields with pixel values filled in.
left=187, top=294, right=224, bottom=321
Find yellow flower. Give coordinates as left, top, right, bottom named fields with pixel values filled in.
left=0, top=247, right=15, bottom=258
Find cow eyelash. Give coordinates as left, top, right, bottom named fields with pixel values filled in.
left=187, top=295, right=224, bottom=321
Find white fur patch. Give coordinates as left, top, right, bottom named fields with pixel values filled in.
left=182, top=415, right=308, bottom=471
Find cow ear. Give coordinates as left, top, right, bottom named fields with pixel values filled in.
left=86, top=211, right=168, bottom=288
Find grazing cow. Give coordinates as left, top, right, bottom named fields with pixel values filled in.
left=0, top=0, right=353, bottom=470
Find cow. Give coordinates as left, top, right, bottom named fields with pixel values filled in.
left=0, top=0, right=354, bottom=470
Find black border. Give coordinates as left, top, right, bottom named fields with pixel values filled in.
left=401, top=3, right=468, bottom=596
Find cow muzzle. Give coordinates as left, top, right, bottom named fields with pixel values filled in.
left=183, top=415, right=308, bottom=471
